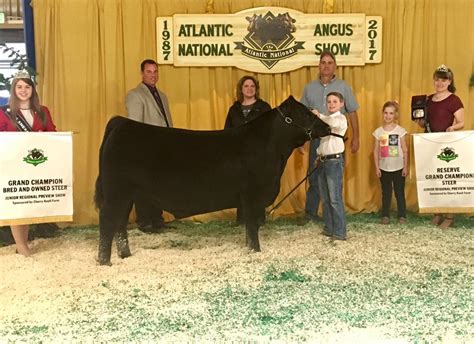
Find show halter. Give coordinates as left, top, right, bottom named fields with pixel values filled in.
left=276, top=106, right=345, bottom=141
left=276, top=106, right=318, bottom=141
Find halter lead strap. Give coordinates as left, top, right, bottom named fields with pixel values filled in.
left=330, top=132, right=347, bottom=141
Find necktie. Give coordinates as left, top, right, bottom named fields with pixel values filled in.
left=150, top=87, right=170, bottom=127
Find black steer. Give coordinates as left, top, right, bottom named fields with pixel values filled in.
left=95, top=96, right=330, bottom=265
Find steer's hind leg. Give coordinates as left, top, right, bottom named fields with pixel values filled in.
left=115, top=230, right=131, bottom=259
left=116, top=201, right=133, bottom=259
left=98, top=205, right=115, bottom=266
left=98, top=200, right=133, bottom=266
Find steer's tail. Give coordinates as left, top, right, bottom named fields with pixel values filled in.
left=94, top=116, right=126, bottom=210
left=94, top=176, right=104, bottom=210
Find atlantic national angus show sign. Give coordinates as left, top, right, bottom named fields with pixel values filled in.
left=413, top=131, right=474, bottom=213
left=0, top=132, right=73, bottom=226
left=157, top=7, right=382, bottom=73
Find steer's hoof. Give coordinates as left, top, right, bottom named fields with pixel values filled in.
left=247, top=245, right=261, bottom=252
left=118, top=249, right=132, bottom=259
left=96, top=254, right=112, bottom=266
left=139, top=224, right=165, bottom=234
left=97, top=258, right=112, bottom=266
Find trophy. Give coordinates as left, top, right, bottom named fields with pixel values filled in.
left=411, top=95, right=427, bottom=121
left=411, top=95, right=432, bottom=132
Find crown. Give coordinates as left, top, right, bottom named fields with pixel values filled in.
left=13, top=69, right=31, bottom=79
left=436, top=64, right=449, bottom=73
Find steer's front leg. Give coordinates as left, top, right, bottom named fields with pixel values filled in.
left=242, top=198, right=263, bottom=251
left=245, top=221, right=261, bottom=252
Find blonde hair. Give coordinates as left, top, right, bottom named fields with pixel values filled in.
left=382, top=100, right=399, bottom=116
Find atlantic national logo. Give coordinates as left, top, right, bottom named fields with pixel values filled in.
left=23, top=148, right=48, bottom=166
left=235, top=11, right=305, bottom=70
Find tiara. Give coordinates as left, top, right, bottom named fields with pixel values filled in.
left=436, top=64, right=449, bottom=73
left=13, top=70, right=31, bottom=79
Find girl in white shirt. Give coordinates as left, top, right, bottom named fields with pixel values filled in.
left=373, top=101, right=408, bottom=225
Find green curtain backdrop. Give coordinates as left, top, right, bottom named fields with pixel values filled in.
left=31, top=0, right=474, bottom=224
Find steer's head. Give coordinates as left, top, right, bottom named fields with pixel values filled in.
left=277, top=96, right=331, bottom=145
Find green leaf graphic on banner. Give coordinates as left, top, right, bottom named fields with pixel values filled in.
left=437, top=147, right=458, bottom=163
left=23, top=148, right=48, bottom=166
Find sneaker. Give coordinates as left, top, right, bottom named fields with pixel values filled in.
left=381, top=217, right=390, bottom=225
left=431, top=215, right=443, bottom=226
left=322, top=230, right=332, bottom=237
left=398, top=217, right=407, bottom=225
left=439, top=217, right=454, bottom=229
left=331, top=235, right=347, bottom=241
left=296, top=214, right=320, bottom=226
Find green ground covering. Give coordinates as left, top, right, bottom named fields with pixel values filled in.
left=0, top=213, right=472, bottom=343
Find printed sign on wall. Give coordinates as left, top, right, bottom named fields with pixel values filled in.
left=0, top=132, right=73, bottom=225
left=157, top=7, right=382, bottom=73
left=413, top=131, right=474, bottom=213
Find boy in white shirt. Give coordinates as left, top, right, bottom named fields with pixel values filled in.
left=312, top=92, right=348, bottom=240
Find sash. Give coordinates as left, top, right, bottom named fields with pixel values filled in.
left=0, top=105, right=33, bottom=132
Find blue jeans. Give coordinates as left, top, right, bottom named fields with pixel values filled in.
left=317, top=155, right=346, bottom=238
left=304, top=138, right=321, bottom=218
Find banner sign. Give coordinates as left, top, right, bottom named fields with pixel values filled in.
left=413, top=131, right=474, bottom=213
left=0, top=132, right=73, bottom=225
left=157, top=7, right=382, bottom=73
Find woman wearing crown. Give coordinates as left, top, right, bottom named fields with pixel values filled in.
left=416, top=64, right=465, bottom=229
left=0, top=70, right=57, bottom=256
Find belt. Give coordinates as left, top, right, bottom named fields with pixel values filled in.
left=318, top=153, right=343, bottom=161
